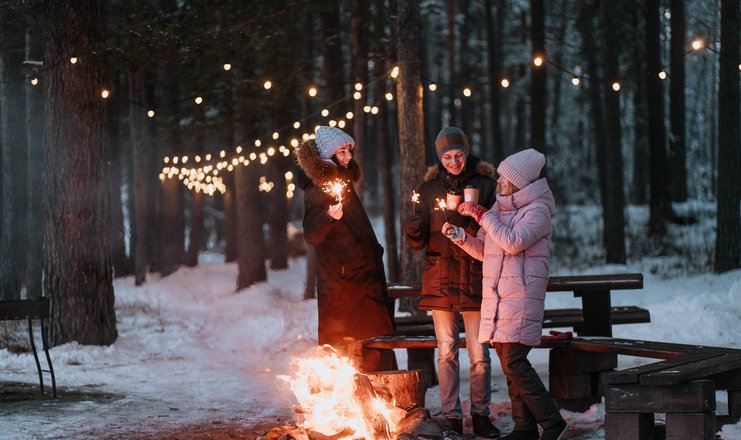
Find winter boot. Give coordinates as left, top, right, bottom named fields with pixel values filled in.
left=445, top=417, right=463, bottom=435
left=499, top=430, right=539, bottom=440
left=540, top=420, right=568, bottom=440
left=472, top=414, right=500, bottom=438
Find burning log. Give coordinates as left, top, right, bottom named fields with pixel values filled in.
left=365, top=370, right=426, bottom=410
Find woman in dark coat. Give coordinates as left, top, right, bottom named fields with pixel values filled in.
left=295, top=126, right=396, bottom=372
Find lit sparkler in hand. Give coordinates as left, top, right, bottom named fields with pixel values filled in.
left=411, top=190, right=420, bottom=214
left=434, top=198, right=449, bottom=222
left=323, top=179, right=348, bottom=204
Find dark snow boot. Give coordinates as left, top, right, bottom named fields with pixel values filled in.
left=472, top=414, right=500, bottom=438
left=445, top=417, right=463, bottom=435
left=540, top=420, right=568, bottom=440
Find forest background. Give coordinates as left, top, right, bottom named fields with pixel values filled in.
left=0, top=0, right=738, bottom=348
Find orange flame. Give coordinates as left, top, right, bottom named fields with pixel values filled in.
left=278, top=346, right=403, bottom=439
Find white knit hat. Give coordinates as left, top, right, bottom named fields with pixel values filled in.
left=315, top=126, right=355, bottom=160
left=497, top=148, right=545, bottom=189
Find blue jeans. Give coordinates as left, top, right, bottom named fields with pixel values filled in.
left=432, top=310, right=492, bottom=419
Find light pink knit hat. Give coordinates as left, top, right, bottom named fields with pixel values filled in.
left=315, top=126, right=355, bottom=160
left=497, top=148, right=545, bottom=189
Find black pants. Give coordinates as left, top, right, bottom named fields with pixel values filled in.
left=494, top=342, right=563, bottom=431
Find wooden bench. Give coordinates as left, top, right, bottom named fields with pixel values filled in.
left=0, top=298, right=57, bottom=398
left=559, top=337, right=741, bottom=439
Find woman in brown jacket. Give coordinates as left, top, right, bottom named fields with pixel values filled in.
left=295, top=126, right=396, bottom=373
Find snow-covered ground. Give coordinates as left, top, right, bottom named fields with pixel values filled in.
left=2, top=202, right=741, bottom=439
left=2, top=254, right=740, bottom=439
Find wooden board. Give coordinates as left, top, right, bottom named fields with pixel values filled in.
left=366, top=370, right=426, bottom=410
left=605, top=380, right=715, bottom=413
left=665, top=412, right=715, bottom=440
left=549, top=348, right=617, bottom=374
left=604, top=413, right=654, bottom=440
left=640, top=353, right=741, bottom=385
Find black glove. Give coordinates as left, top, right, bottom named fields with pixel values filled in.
left=402, top=215, right=422, bottom=238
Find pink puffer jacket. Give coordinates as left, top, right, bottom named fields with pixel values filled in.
left=456, top=178, right=555, bottom=346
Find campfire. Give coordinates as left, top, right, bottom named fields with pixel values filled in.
left=259, top=346, right=443, bottom=440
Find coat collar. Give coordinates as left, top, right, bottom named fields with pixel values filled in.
left=295, top=138, right=361, bottom=188
left=423, top=155, right=495, bottom=188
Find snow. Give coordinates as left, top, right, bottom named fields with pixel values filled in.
left=2, top=242, right=741, bottom=438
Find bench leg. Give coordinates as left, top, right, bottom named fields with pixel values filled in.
left=407, top=348, right=437, bottom=388
left=40, top=319, right=57, bottom=398
left=665, top=412, right=715, bottom=439
left=604, top=413, right=653, bottom=440
left=27, top=318, right=45, bottom=395
left=730, top=390, right=741, bottom=418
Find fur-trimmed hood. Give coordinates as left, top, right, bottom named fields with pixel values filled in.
left=423, top=155, right=496, bottom=184
left=294, top=138, right=361, bottom=189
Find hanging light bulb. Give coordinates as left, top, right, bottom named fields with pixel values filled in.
left=147, top=110, right=155, bottom=118
left=101, top=88, right=110, bottom=99
left=370, top=106, right=379, bottom=114
left=354, top=82, right=363, bottom=91
left=30, top=77, right=39, bottom=86
left=571, top=76, right=580, bottom=86
left=308, top=86, right=318, bottom=97
left=338, top=120, right=346, bottom=128
left=533, top=56, right=544, bottom=67
left=223, top=63, right=232, bottom=71
left=272, top=131, right=279, bottom=140
left=321, top=108, right=329, bottom=117
left=390, top=66, right=400, bottom=78
left=263, top=80, right=272, bottom=90
left=194, top=96, right=203, bottom=104
left=385, top=92, right=394, bottom=101
left=69, top=57, right=78, bottom=64
left=463, top=87, right=472, bottom=97
left=691, top=39, right=704, bottom=51
left=346, top=111, right=354, bottom=120
left=293, top=121, right=301, bottom=129
left=254, top=139, right=262, bottom=147
left=658, top=71, right=667, bottom=80
left=500, top=78, right=510, bottom=88
left=612, top=82, right=621, bottom=91
left=353, top=91, right=362, bottom=100
left=428, top=83, right=438, bottom=91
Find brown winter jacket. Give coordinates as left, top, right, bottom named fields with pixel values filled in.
left=295, top=139, right=395, bottom=347
left=405, top=156, right=497, bottom=312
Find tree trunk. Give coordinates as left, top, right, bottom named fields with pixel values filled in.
left=184, top=105, right=205, bottom=267
left=715, top=0, right=740, bottom=272
left=600, top=1, right=626, bottom=264
left=268, top=152, right=289, bottom=271
left=25, top=28, right=44, bottom=297
left=669, top=0, right=687, bottom=202
left=366, top=369, right=426, bottom=410
left=458, top=0, right=472, bottom=136
left=351, top=0, right=367, bottom=199
left=529, top=0, right=546, bottom=156
left=646, top=0, right=670, bottom=235
left=445, top=0, right=457, bottom=126
left=0, top=32, right=28, bottom=301
left=129, top=68, right=148, bottom=284
left=630, top=3, right=649, bottom=206
left=44, top=0, right=117, bottom=346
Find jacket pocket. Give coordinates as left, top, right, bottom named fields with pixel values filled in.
left=422, top=254, right=444, bottom=296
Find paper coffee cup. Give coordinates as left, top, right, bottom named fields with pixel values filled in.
left=446, top=193, right=461, bottom=210
left=464, top=187, right=479, bottom=203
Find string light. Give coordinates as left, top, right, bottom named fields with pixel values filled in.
left=147, top=110, right=155, bottom=118
left=533, top=56, right=544, bottom=67
left=321, top=109, right=329, bottom=117
left=69, top=57, right=78, bottom=64
left=223, top=63, right=232, bottom=71
left=194, top=96, right=203, bottom=104
left=236, top=146, right=243, bottom=153
left=254, top=140, right=262, bottom=147
left=345, top=111, right=354, bottom=119
left=354, top=82, right=363, bottom=91
left=353, top=91, right=362, bottom=100
left=263, top=80, right=272, bottom=90
left=30, top=77, right=39, bottom=86
left=329, top=119, right=337, bottom=127
left=293, top=121, right=301, bottom=129
left=612, top=82, right=621, bottom=92
left=691, top=39, right=704, bottom=51
left=338, top=120, right=346, bottom=128
left=428, top=83, right=437, bottom=91
left=462, top=87, right=472, bottom=97
left=308, top=86, right=318, bottom=97
left=390, top=66, right=399, bottom=78
left=101, top=88, right=110, bottom=99
left=658, top=71, right=667, bottom=80
left=363, top=105, right=371, bottom=113
left=571, top=77, right=580, bottom=86
left=500, top=78, right=510, bottom=88
left=370, top=106, right=379, bottom=114
left=385, top=92, right=394, bottom=101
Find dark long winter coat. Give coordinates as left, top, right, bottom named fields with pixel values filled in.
left=295, top=139, right=395, bottom=347
left=406, top=156, right=497, bottom=312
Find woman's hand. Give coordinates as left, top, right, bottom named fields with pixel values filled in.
left=442, top=222, right=466, bottom=244
left=327, top=202, right=343, bottom=220
left=458, top=202, right=487, bottom=223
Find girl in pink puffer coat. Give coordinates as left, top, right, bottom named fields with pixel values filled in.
left=443, top=149, right=568, bottom=440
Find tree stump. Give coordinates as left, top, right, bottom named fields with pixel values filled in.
left=366, top=369, right=426, bottom=410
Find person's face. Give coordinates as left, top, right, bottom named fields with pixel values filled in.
left=335, top=145, right=353, bottom=168
left=497, top=175, right=515, bottom=196
left=441, top=149, right=467, bottom=175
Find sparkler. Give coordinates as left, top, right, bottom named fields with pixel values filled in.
left=411, top=190, right=420, bottom=214
left=322, top=179, right=348, bottom=204
left=434, top=198, right=449, bottom=222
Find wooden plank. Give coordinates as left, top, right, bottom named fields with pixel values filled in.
left=549, top=373, right=594, bottom=399
left=0, top=298, right=50, bottom=320
left=549, top=348, right=617, bottom=374
left=387, top=273, right=643, bottom=298
left=604, top=353, right=718, bottom=385
left=605, top=380, right=716, bottom=413
left=665, top=412, right=715, bottom=440
left=569, top=337, right=719, bottom=359
left=604, top=413, right=654, bottom=440
left=640, top=353, right=741, bottom=386
left=709, top=367, right=741, bottom=389
left=363, top=335, right=569, bottom=350
left=578, top=290, right=612, bottom=336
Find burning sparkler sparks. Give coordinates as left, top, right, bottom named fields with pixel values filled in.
left=434, top=198, right=449, bottom=222
left=323, top=179, right=348, bottom=204
left=410, top=190, right=420, bottom=214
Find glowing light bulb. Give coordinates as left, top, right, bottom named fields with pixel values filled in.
left=354, top=82, right=363, bottom=91
left=612, top=82, right=621, bottom=91
left=291, top=139, right=299, bottom=147
left=353, top=91, right=362, bottom=100
left=254, top=139, right=262, bottom=147
left=390, top=66, right=400, bottom=78
left=329, top=119, right=337, bottom=127
left=236, top=146, right=243, bottom=154
left=308, top=86, right=317, bottom=97
left=164, top=157, right=170, bottom=164
left=70, top=57, right=78, bottom=64
left=658, top=71, right=667, bottom=80
left=500, top=78, right=510, bottom=88
left=463, top=87, right=472, bottom=97
left=194, top=96, right=203, bottom=104
left=147, top=110, right=155, bottom=118
left=321, top=109, right=329, bottom=117
left=205, top=154, right=212, bottom=160
left=571, top=77, right=580, bottom=86
left=370, top=106, right=379, bottom=114
left=267, top=147, right=275, bottom=156
left=691, top=39, right=703, bottom=51
left=223, top=63, right=232, bottom=71
left=363, top=105, right=371, bottom=113
left=293, top=121, right=301, bottom=129
left=263, top=80, right=272, bottom=90
left=428, top=83, right=438, bottom=91
left=346, top=111, right=354, bottom=120
left=272, top=132, right=279, bottom=140
left=533, top=56, right=543, bottom=67
left=338, top=120, right=346, bottom=128
left=30, top=77, right=39, bottom=86
left=285, top=171, right=294, bottom=179
left=101, top=89, right=110, bottom=99
left=385, top=92, right=393, bottom=101
left=220, top=150, right=226, bottom=158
